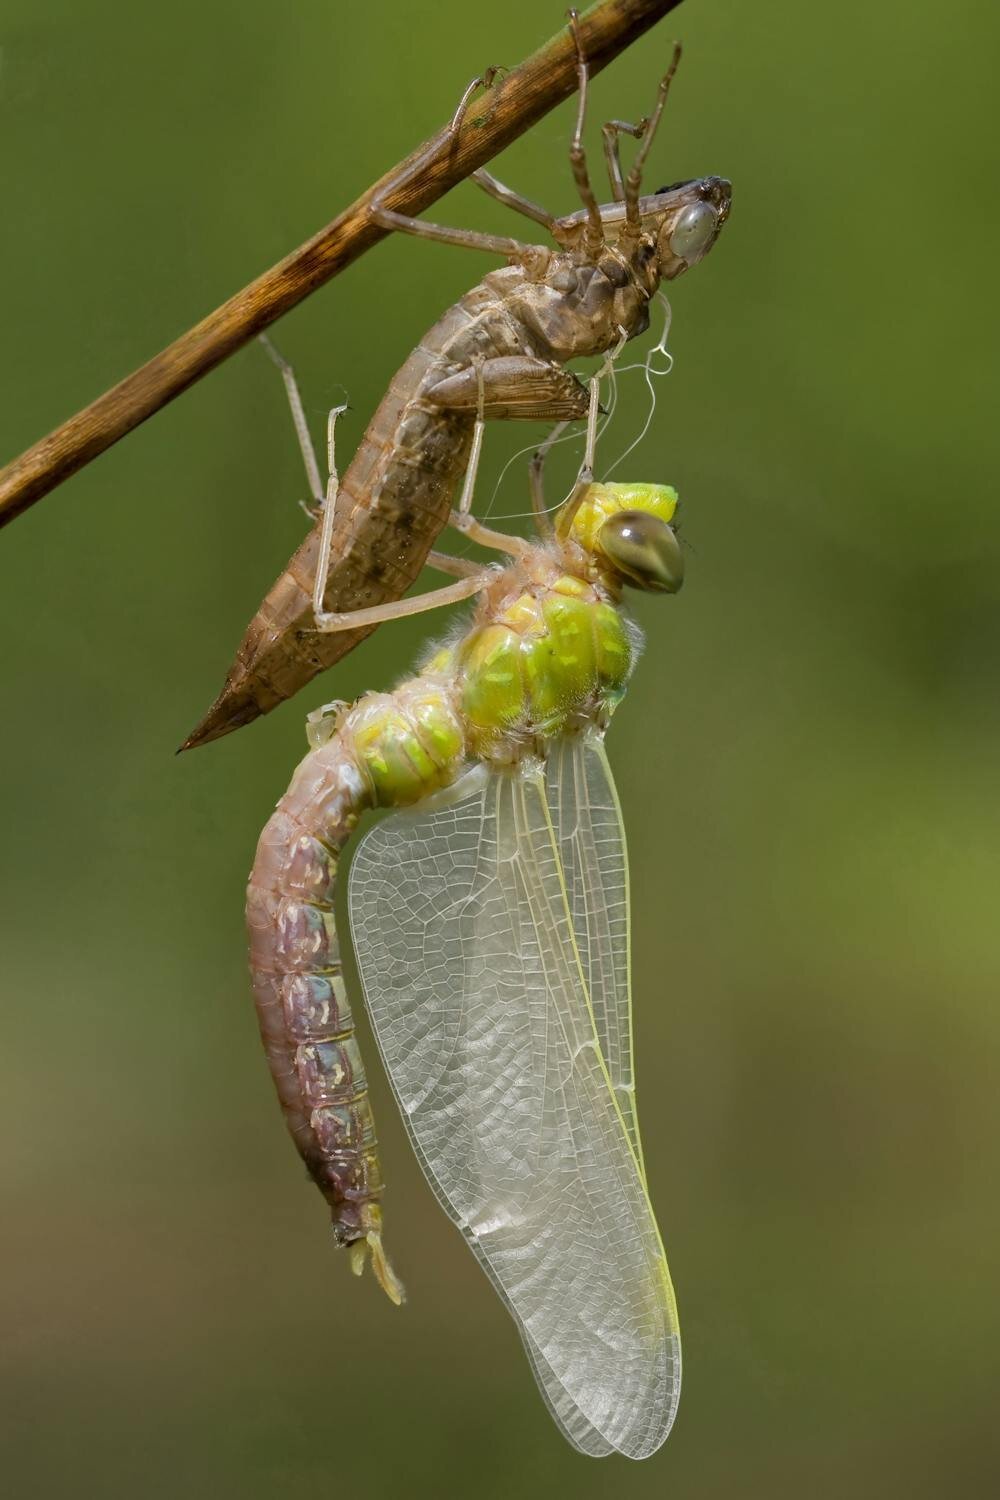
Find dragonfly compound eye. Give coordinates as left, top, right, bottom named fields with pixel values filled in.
left=667, top=201, right=719, bottom=264
left=598, top=511, right=684, bottom=593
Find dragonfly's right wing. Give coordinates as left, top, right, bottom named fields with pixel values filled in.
left=545, top=735, right=642, bottom=1168
left=348, top=757, right=679, bottom=1459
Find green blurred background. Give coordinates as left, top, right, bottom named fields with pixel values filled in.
left=2, top=1, right=998, bottom=1494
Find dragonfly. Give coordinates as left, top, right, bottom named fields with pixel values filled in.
left=246, top=443, right=687, bottom=1458
left=185, top=12, right=729, bottom=749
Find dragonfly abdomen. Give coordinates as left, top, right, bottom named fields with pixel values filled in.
left=247, top=744, right=405, bottom=1300
left=245, top=683, right=465, bottom=1302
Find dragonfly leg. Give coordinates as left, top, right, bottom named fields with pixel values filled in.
left=447, top=359, right=530, bottom=559
left=312, top=568, right=495, bottom=633
left=601, top=118, right=647, bottom=204
left=471, top=169, right=556, bottom=233
left=370, top=71, right=534, bottom=258
left=454, top=361, right=486, bottom=519
left=621, top=45, right=682, bottom=241
left=311, top=402, right=350, bottom=624
left=566, top=11, right=606, bottom=260
left=529, top=421, right=570, bottom=539
left=450, top=511, right=528, bottom=556
left=557, top=327, right=629, bottom=536
left=426, top=549, right=482, bottom=579
left=259, top=334, right=325, bottom=519
left=370, top=208, right=529, bottom=258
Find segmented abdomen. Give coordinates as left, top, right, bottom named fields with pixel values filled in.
left=246, top=740, right=402, bottom=1300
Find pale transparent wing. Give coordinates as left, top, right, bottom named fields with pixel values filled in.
left=348, top=761, right=680, bottom=1459
left=545, top=735, right=642, bottom=1168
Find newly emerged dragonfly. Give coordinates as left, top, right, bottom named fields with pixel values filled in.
left=247, top=457, right=687, bottom=1457
left=186, top=14, right=729, bottom=748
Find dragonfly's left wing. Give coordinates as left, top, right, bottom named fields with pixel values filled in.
left=348, top=754, right=679, bottom=1459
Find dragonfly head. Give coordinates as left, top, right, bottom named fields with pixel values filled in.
left=599, top=508, right=684, bottom=593
left=559, top=481, right=684, bottom=594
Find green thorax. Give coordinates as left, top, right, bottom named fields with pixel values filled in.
left=456, top=571, right=633, bottom=759
left=327, top=480, right=686, bottom=805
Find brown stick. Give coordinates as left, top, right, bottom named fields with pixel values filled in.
left=0, top=0, right=685, bottom=531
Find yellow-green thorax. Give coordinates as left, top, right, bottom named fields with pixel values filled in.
left=328, top=481, right=686, bottom=805
left=333, top=565, right=634, bottom=801
left=456, top=569, right=633, bottom=759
